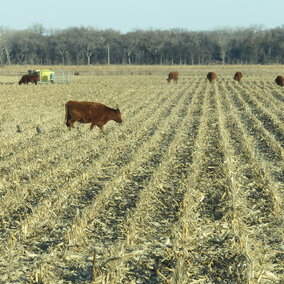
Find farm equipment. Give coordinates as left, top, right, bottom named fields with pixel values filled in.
left=27, top=69, right=72, bottom=84
left=28, top=69, right=54, bottom=83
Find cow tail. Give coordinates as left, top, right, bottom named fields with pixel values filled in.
left=65, top=103, right=70, bottom=127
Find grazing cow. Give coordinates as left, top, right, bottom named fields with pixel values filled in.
left=207, top=72, right=216, bottom=83
left=234, top=72, right=242, bottom=82
left=167, top=71, right=179, bottom=83
left=65, top=101, right=122, bottom=133
left=19, top=74, right=39, bottom=85
left=275, top=75, right=284, bottom=87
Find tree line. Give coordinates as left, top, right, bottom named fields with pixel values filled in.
left=0, top=25, right=284, bottom=66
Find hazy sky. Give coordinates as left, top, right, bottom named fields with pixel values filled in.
left=1, top=0, right=283, bottom=33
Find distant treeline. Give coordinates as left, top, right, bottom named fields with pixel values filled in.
left=0, top=25, right=284, bottom=65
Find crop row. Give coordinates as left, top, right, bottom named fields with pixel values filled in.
left=0, top=74, right=282, bottom=283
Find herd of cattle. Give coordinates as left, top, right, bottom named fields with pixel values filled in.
left=66, top=71, right=282, bottom=132
left=167, top=71, right=284, bottom=86
left=15, top=71, right=283, bottom=133
left=18, top=71, right=284, bottom=86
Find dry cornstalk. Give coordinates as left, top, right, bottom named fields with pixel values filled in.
left=92, top=250, right=97, bottom=282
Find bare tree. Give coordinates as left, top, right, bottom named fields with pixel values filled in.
left=122, top=32, right=139, bottom=64
left=53, top=30, right=70, bottom=65
left=2, top=25, right=284, bottom=65
left=0, top=27, right=11, bottom=65
left=213, top=28, right=232, bottom=64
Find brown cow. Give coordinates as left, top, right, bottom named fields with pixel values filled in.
left=275, top=75, right=284, bottom=87
left=65, top=101, right=122, bottom=133
left=234, top=72, right=242, bottom=82
left=19, top=74, right=39, bottom=85
left=167, top=71, right=179, bottom=83
left=207, top=72, right=216, bottom=83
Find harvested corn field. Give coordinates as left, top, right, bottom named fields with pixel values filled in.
left=0, top=65, right=283, bottom=283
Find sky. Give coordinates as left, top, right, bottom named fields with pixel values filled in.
left=1, top=0, right=283, bottom=33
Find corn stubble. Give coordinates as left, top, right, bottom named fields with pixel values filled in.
left=0, top=65, right=283, bottom=283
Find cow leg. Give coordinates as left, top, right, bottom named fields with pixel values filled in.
left=90, top=122, right=96, bottom=131
left=96, top=123, right=104, bottom=134
left=67, top=120, right=75, bottom=130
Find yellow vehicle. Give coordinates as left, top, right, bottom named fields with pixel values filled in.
left=28, top=69, right=55, bottom=83
left=27, top=69, right=72, bottom=83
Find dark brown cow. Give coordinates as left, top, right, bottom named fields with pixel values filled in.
left=19, top=74, right=39, bottom=85
left=234, top=71, right=242, bottom=82
left=275, top=75, right=284, bottom=87
left=65, top=101, right=122, bottom=133
left=207, top=72, right=216, bottom=83
left=167, top=71, right=179, bottom=83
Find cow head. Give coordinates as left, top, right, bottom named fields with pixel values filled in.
left=114, top=108, right=122, bottom=123
left=275, top=76, right=284, bottom=86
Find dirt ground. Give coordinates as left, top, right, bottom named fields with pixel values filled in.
left=0, top=65, right=283, bottom=283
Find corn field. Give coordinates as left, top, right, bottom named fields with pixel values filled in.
left=0, top=65, right=283, bottom=283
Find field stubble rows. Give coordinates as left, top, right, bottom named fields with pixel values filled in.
left=0, top=67, right=283, bottom=283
